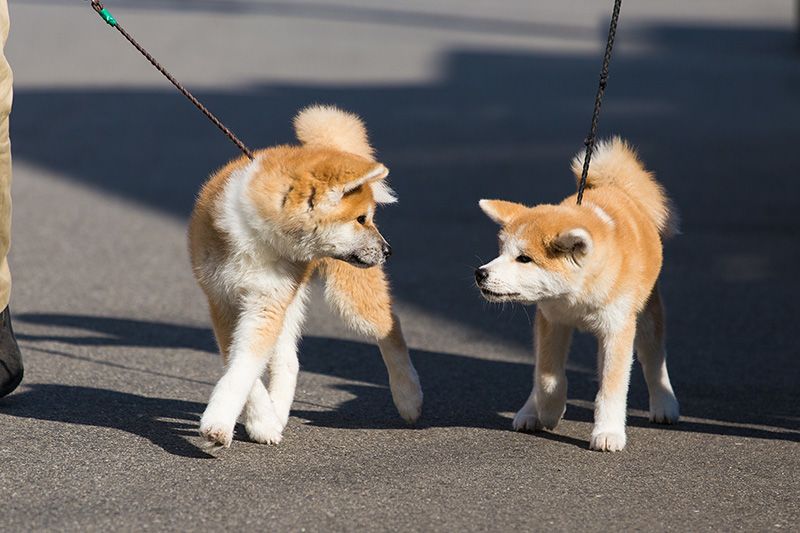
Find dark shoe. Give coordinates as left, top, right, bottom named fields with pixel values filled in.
left=0, top=305, right=23, bottom=397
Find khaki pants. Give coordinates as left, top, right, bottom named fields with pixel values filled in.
left=0, top=0, right=11, bottom=310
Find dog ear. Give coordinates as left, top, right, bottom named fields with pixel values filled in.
left=318, top=163, right=392, bottom=209
left=552, top=228, right=593, bottom=262
left=478, top=199, right=526, bottom=225
left=342, top=163, right=388, bottom=193
left=341, top=163, right=397, bottom=204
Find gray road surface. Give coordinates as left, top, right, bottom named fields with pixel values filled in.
left=1, top=1, right=798, bottom=530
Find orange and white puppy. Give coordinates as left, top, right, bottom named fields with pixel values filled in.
left=189, top=105, right=422, bottom=448
left=475, top=138, right=679, bottom=451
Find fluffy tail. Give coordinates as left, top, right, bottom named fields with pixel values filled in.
left=571, top=137, right=678, bottom=237
left=293, top=105, right=374, bottom=160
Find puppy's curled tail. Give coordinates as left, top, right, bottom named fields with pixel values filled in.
left=571, top=137, right=679, bottom=237
left=293, top=104, right=374, bottom=161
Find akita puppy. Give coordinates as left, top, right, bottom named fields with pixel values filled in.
left=475, top=138, right=679, bottom=451
left=189, top=105, right=422, bottom=448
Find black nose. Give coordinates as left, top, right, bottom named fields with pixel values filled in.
left=475, top=268, right=489, bottom=283
left=382, top=244, right=392, bottom=258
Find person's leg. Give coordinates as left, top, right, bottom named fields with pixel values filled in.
left=0, top=0, right=22, bottom=398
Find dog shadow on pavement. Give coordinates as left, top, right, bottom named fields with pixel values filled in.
left=293, top=336, right=800, bottom=445
left=0, top=383, right=215, bottom=459
left=7, top=22, right=800, bottom=453
left=6, top=312, right=799, bottom=459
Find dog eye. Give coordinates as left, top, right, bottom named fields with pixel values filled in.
left=357, top=215, right=367, bottom=225
left=516, top=255, right=532, bottom=264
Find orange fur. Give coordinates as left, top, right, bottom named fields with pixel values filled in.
left=208, top=299, right=235, bottom=360
left=598, top=320, right=637, bottom=396
left=316, top=258, right=394, bottom=337
left=479, top=139, right=679, bottom=452
left=189, top=106, right=422, bottom=448
left=248, top=288, right=301, bottom=355
left=572, top=137, right=678, bottom=237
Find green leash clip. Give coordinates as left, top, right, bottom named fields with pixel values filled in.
left=97, top=7, right=117, bottom=27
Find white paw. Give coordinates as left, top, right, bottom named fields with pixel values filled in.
left=199, top=421, right=234, bottom=448
left=649, top=391, right=680, bottom=425
left=590, top=431, right=626, bottom=452
left=512, top=408, right=542, bottom=432
left=390, top=374, right=423, bottom=423
left=244, top=413, right=284, bottom=445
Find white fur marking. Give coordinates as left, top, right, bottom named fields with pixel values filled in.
left=217, top=158, right=263, bottom=252
left=370, top=180, right=397, bottom=204
left=587, top=202, right=615, bottom=227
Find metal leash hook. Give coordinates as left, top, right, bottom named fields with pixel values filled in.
left=85, top=0, right=255, bottom=160
left=576, top=0, right=622, bottom=205
left=89, top=0, right=117, bottom=27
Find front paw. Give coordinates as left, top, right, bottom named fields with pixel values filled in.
left=513, top=408, right=543, bottom=432
left=590, top=431, right=626, bottom=452
left=513, top=399, right=564, bottom=432
left=244, top=413, right=284, bottom=445
left=199, top=420, right=234, bottom=448
left=390, top=373, right=423, bottom=424
left=649, top=391, right=680, bottom=425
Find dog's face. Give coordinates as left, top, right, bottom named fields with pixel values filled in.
left=475, top=200, right=594, bottom=304
left=306, top=163, right=392, bottom=267
left=249, top=147, right=396, bottom=267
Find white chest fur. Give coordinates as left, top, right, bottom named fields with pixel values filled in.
left=538, top=294, right=632, bottom=334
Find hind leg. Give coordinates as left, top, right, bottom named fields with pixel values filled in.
left=264, top=284, right=309, bottom=428
left=635, top=284, right=679, bottom=424
left=319, top=259, right=422, bottom=423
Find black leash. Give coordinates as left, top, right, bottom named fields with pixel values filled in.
left=87, top=0, right=255, bottom=160
left=576, top=0, right=622, bottom=205
left=86, top=0, right=623, bottom=179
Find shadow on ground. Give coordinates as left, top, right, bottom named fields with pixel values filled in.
left=8, top=312, right=799, bottom=459
left=6, top=22, right=800, bottom=454
left=10, top=23, right=800, bottom=349
left=0, top=383, right=214, bottom=458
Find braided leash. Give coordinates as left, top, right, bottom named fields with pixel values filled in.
left=88, top=0, right=255, bottom=160
left=576, top=0, right=622, bottom=205
left=86, top=0, right=622, bottom=179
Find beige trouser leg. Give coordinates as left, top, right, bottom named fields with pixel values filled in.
left=0, top=0, right=12, bottom=310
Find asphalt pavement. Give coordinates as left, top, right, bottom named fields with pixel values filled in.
left=1, top=1, right=798, bottom=530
